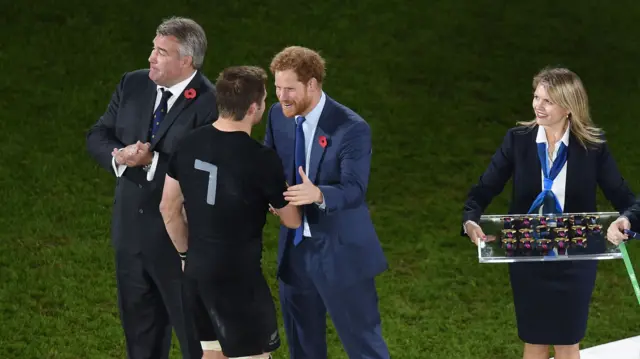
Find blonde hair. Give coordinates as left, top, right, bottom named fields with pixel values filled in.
left=518, top=67, right=604, bottom=148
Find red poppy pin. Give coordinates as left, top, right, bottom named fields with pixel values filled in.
left=184, top=88, right=196, bottom=99
left=318, top=135, right=328, bottom=148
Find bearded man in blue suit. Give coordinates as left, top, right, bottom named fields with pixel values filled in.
left=264, top=46, right=390, bottom=359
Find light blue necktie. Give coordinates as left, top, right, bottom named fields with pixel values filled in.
left=528, top=142, right=567, bottom=258
left=293, top=116, right=306, bottom=246
left=527, top=142, right=568, bottom=215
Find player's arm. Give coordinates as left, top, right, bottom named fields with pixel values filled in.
left=262, top=150, right=301, bottom=229
left=160, top=174, right=188, bottom=254
left=273, top=202, right=302, bottom=229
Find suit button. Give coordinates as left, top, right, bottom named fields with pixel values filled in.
left=139, top=209, right=143, bottom=214
left=138, top=184, right=143, bottom=189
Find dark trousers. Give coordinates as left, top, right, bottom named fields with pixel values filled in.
left=279, top=237, right=390, bottom=359
left=114, top=250, right=202, bottom=359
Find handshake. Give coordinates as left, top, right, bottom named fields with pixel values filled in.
left=269, top=166, right=325, bottom=216
left=112, top=141, right=153, bottom=167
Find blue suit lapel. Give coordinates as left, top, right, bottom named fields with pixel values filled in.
left=308, top=126, right=328, bottom=183
left=308, top=102, right=335, bottom=183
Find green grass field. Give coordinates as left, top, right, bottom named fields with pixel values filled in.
left=1, top=1, right=639, bottom=358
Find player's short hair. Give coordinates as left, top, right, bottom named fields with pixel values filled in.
left=215, top=66, right=268, bottom=121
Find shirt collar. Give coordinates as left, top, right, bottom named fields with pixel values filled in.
left=157, top=70, right=198, bottom=97
left=296, top=91, right=326, bottom=127
left=536, top=121, right=570, bottom=146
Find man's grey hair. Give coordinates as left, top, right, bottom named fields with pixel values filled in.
left=156, top=17, right=207, bottom=69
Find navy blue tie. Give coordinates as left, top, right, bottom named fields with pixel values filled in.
left=293, top=116, right=306, bottom=246
left=150, top=89, right=172, bottom=140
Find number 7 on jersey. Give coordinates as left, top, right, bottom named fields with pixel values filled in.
left=194, top=159, right=218, bottom=205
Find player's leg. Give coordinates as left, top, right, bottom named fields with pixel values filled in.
left=226, top=354, right=271, bottom=359
left=202, top=340, right=226, bottom=359
left=188, top=271, right=258, bottom=357
left=197, top=296, right=227, bottom=359
left=182, top=260, right=227, bottom=359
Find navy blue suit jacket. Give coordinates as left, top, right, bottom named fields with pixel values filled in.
left=622, top=201, right=640, bottom=232
left=264, top=95, right=387, bottom=288
left=87, top=70, right=217, bottom=254
left=462, top=125, right=635, bottom=228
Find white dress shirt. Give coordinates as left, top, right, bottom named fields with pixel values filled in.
left=295, top=91, right=327, bottom=237
left=112, top=70, right=198, bottom=181
left=535, top=123, right=570, bottom=212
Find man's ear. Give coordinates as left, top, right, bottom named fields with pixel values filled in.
left=181, top=55, right=193, bottom=69
left=247, top=102, right=257, bottom=116
left=307, top=77, right=321, bottom=92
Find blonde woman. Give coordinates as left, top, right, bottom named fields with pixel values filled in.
left=461, top=67, right=635, bottom=359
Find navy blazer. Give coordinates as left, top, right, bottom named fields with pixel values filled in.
left=621, top=200, right=640, bottom=232
left=462, top=125, right=635, bottom=228
left=87, top=70, right=218, bottom=254
left=264, top=96, right=388, bottom=287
